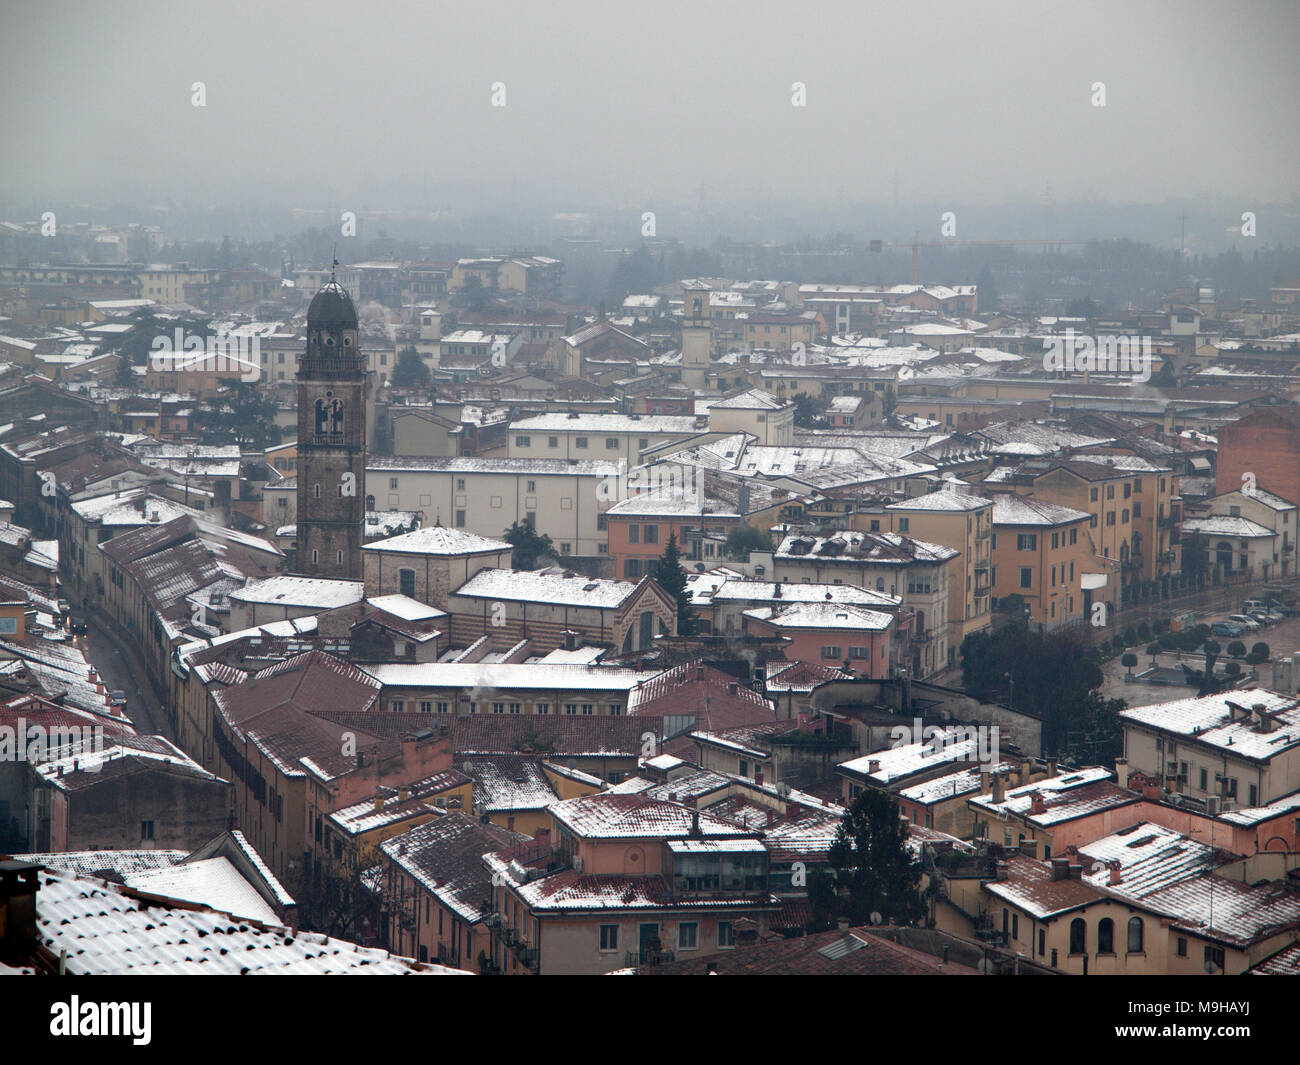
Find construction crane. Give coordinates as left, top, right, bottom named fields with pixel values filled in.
left=869, top=232, right=1090, bottom=285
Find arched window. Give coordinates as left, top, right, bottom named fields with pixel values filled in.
left=1097, top=917, right=1114, bottom=953
left=1127, top=916, right=1144, bottom=953
left=1069, top=918, right=1086, bottom=955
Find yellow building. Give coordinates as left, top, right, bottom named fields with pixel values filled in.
left=990, top=494, right=1093, bottom=628
left=882, top=488, right=993, bottom=660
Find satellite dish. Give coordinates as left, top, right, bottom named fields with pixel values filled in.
left=870, top=911, right=883, bottom=926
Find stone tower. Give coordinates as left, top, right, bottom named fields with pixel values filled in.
left=680, top=281, right=711, bottom=390
left=295, top=277, right=367, bottom=579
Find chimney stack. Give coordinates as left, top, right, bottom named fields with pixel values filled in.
left=1029, top=791, right=1046, bottom=815
left=1108, top=860, right=1122, bottom=886
left=992, top=773, right=1005, bottom=804
left=1050, top=857, right=1069, bottom=881
left=1115, top=757, right=1129, bottom=789
left=754, top=768, right=763, bottom=786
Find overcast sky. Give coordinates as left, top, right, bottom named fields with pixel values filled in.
left=3, top=0, right=1298, bottom=222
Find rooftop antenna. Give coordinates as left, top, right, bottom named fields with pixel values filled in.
left=331, top=243, right=339, bottom=284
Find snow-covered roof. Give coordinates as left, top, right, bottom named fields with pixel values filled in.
left=1118, top=690, right=1300, bottom=762
left=228, top=575, right=365, bottom=609
left=362, top=525, right=510, bottom=556
left=30, top=866, right=465, bottom=974
left=124, top=857, right=280, bottom=924
left=453, top=568, right=639, bottom=610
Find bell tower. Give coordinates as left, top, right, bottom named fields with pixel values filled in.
left=681, top=280, right=711, bottom=390
left=296, top=273, right=367, bottom=579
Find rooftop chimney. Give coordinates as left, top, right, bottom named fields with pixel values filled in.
left=991, top=773, right=1005, bottom=804
left=1050, top=857, right=1069, bottom=881
left=1115, top=757, right=1129, bottom=789
left=1029, top=791, right=1047, bottom=816
left=1108, top=860, right=1122, bottom=886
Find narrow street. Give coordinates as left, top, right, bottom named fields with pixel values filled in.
left=76, top=617, right=173, bottom=742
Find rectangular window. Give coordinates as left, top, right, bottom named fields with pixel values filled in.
left=564, top=703, right=578, bottom=715
left=898, top=518, right=909, bottom=532
left=678, top=923, right=698, bottom=949
left=527, top=480, right=536, bottom=493
left=644, top=524, right=659, bottom=545
left=548, top=436, right=558, bottom=448
left=492, top=702, right=505, bottom=714
left=599, top=925, right=618, bottom=952
left=627, top=524, right=640, bottom=544
left=718, top=921, right=734, bottom=948
left=141, top=820, right=155, bottom=841
left=1020, top=567, right=1033, bottom=589
left=575, top=437, right=588, bottom=449
left=820, top=645, right=842, bottom=660
left=455, top=510, right=466, bottom=527
left=419, top=701, right=432, bottom=713
left=581, top=703, right=594, bottom=715
left=1017, top=534, right=1037, bottom=551
left=515, top=436, right=530, bottom=447
left=436, top=701, right=450, bottom=714
left=536, top=702, right=550, bottom=715
left=510, top=702, right=522, bottom=715
left=605, top=438, right=619, bottom=449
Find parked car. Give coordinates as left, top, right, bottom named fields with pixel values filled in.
left=1260, top=609, right=1286, bottom=625
left=67, top=613, right=88, bottom=634
left=1264, top=598, right=1296, bottom=616
left=1211, top=621, right=1245, bottom=638
left=1227, top=614, right=1262, bottom=631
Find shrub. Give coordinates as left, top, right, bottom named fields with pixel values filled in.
left=1226, top=640, right=1247, bottom=659
left=1121, top=653, right=1138, bottom=671
left=1122, top=626, right=1138, bottom=647
left=1252, top=642, right=1270, bottom=661
left=1225, top=661, right=1241, bottom=677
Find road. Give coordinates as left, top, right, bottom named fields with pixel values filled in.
left=76, top=618, right=173, bottom=741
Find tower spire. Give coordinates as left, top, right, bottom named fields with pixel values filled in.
left=331, top=243, right=338, bottom=283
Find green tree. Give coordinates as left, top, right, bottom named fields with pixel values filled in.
left=791, top=392, right=822, bottom=429
left=961, top=621, right=1123, bottom=757
left=882, top=385, right=898, bottom=418
left=390, top=345, right=430, bottom=388
left=724, top=524, right=769, bottom=561
left=1226, top=640, right=1246, bottom=659
left=823, top=789, right=924, bottom=928
left=1121, top=652, right=1138, bottom=677
left=655, top=532, right=698, bottom=636
left=1181, top=532, right=1208, bottom=581
left=1248, top=641, right=1270, bottom=665
left=192, top=384, right=281, bottom=450
left=503, top=519, right=554, bottom=569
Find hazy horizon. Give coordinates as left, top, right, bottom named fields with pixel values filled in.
left=3, top=0, right=1299, bottom=250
